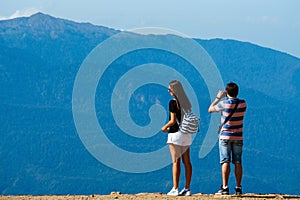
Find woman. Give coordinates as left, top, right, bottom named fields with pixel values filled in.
left=161, top=80, right=193, bottom=196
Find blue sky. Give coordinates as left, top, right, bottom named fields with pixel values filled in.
left=1, top=0, right=300, bottom=58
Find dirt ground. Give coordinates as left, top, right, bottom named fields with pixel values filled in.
left=0, top=192, right=299, bottom=200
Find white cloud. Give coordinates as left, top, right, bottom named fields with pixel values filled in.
left=0, top=8, right=40, bottom=20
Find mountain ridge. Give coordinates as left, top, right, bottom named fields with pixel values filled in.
left=1, top=12, right=298, bottom=59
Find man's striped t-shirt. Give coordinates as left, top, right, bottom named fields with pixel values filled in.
left=214, top=98, right=247, bottom=140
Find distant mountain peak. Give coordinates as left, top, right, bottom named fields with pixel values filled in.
left=25, top=12, right=117, bottom=32
left=0, top=12, right=119, bottom=39
left=30, top=12, right=50, bottom=17
left=28, top=12, right=58, bottom=22
left=30, top=12, right=53, bottom=18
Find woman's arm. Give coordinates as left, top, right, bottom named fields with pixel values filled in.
left=161, top=112, right=177, bottom=132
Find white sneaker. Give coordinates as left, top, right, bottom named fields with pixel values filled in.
left=179, top=188, right=191, bottom=196
left=167, top=187, right=179, bottom=196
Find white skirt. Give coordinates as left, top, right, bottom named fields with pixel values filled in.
left=167, top=131, right=192, bottom=146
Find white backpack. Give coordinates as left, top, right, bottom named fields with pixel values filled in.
left=179, top=111, right=200, bottom=134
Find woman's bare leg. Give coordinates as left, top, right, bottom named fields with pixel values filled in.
left=181, top=146, right=192, bottom=189
left=169, top=144, right=181, bottom=189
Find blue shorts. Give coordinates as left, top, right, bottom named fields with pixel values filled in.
left=219, top=139, right=243, bottom=164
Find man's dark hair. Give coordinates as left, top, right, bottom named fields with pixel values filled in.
left=226, top=82, right=239, bottom=97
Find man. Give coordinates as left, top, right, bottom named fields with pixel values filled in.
left=208, top=82, right=247, bottom=195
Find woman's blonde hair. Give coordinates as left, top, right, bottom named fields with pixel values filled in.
left=169, top=80, right=192, bottom=114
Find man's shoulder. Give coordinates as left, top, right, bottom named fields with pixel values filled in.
left=228, top=98, right=246, bottom=103
left=237, top=98, right=247, bottom=105
left=221, top=98, right=246, bottom=107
